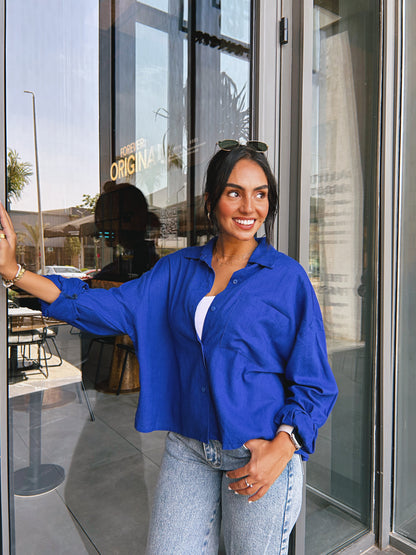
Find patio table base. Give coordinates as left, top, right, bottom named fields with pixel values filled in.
left=14, top=463, right=65, bottom=497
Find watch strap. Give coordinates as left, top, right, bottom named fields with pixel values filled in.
left=277, top=424, right=302, bottom=450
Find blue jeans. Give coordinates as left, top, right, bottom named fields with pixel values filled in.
left=146, top=432, right=303, bottom=554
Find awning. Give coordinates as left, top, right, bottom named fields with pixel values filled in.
left=44, top=214, right=95, bottom=238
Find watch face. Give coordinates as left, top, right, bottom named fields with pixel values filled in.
left=291, top=432, right=301, bottom=449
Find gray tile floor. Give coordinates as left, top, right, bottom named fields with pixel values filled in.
left=11, top=385, right=165, bottom=554
left=8, top=325, right=408, bottom=554
left=10, top=326, right=166, bottom=555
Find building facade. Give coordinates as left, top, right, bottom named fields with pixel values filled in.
left=0, top=1, right=415, bottom=553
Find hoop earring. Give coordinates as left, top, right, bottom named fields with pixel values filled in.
left=207, top=212, right=211, bottom=221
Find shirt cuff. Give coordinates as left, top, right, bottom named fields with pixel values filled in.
left=40, top=275, right=89, bottom=319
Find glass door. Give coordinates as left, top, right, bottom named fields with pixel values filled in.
left=394, top=0, right=416, bottom=545
left=304, top=1, right=380, bottom=552
left=5, top=1, right=254, bottom=552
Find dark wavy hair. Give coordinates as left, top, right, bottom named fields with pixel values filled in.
left=204, top=146, right=278, bottom=244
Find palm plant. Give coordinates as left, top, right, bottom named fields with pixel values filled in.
left=7, top=148, right=33, bottom=205
left=218, top=72, right=250, bottom=140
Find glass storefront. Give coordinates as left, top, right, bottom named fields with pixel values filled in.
left=394, top=0, right=416, bottom=543
left=3, top=1, right=416, bottom=553
left=306, top=1, right=380, bottom=552
left=6, top=1, right=252, bottom=552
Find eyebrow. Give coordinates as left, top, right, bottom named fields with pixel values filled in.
left=225, top=183, right=268, bottom=191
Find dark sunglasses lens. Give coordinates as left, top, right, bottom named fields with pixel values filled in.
left=247, top=141, right=268, bottom=152
left=218, top=140, right=239, bottom=151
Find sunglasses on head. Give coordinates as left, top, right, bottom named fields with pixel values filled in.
left=217, top=139, right=268, bottom=152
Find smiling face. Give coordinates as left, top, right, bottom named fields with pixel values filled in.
left=214, top=158, right=269, bottom=244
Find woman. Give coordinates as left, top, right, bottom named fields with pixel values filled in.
left=0, top=143, right=337, bottom=554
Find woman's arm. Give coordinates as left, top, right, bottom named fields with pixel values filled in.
left=0, top=200, right=168, bottom=337
left=228, top=272, right=337, bottom=502
left=0, top=201, right=61, bottom=303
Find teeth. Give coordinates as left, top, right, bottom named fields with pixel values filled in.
left=235, top=219, right=254, bottom=225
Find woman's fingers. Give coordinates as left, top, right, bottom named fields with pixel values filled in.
left=0, top=201, right=18, bottom=277
left=227, top=465, right=262, bottom=497
left=0, top=203, right=14, bottom=244
left=227, top=475, right=270, bottom=501
left=0, top=200, right=8, bottom=224
left=229, top=476, right=254, bottom=491
left=226, top=462, right=250, bottom=482
left=0, top=201, right=15, bottom=239
left=0, top=202, right=16, bottom=249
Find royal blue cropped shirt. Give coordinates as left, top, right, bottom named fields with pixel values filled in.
left=41, top=237, right=338, bottom=460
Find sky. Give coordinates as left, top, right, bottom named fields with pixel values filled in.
left=6, top=0, right=99, bottom=212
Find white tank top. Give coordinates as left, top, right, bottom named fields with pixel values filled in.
left=194, top=296, right=215, bottom=340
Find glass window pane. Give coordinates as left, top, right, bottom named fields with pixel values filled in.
left=6, top=3, right=99, bottom=216
left=137, top=0, right=168, bottom=11
left=394, top=0, right=416, bottom=542
left=220, top=52, right=250, bottom=139
left=193, top=0, right=251, bottom=229
left=220, top=0, right=251, bottom=44
left=5, top=0, right=255, bottom=551
left=134, top=23, right=168, bottom=197
left=306, top=1, right=380, bottom=552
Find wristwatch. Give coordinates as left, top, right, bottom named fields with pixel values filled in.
left=278, top=424, right=302, bottom=450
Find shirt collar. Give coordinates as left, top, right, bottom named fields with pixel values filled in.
left=184, top=237, right=277, bottom=269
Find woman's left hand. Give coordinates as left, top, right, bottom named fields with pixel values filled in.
left=226, top=432, right=296, bottom=502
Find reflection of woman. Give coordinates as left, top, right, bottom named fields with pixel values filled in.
left=93, top=183, right=159, bottom=282
left=0, top=143, right=337, bottom=554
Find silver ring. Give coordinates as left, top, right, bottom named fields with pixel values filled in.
left=244, top=478, right=252, bottom=488
left=0, top=233, right=5, bottom=239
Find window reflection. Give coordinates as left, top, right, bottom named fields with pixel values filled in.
left=6, top=0, right=254, bottom=552
left=307, top=1, right=379, bottom=552
left=220, top=0, right=250, bottom=44
left=93, top=182, right=159, bottom=283
left=137, top=0, right=168, bottom=11
left=113, top=0, right=252, bottom=250
left=114, top=2, right=189, bottom=252
left=135, top=24, right=169, bottom=197
left=394, top=0, right=416, bottom=542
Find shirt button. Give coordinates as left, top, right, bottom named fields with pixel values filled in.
left=211, top=306, right=216, bottom=311
left=232, top=279, right=238, bottom=284
left=201, top=386, right=206, bottom=392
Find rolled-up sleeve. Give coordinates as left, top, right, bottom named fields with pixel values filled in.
left=274, top=282, right=338, bottom=455
left=40, top=275, right=141, bottom=337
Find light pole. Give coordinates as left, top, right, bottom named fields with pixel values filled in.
left=24, top=90, right=45, bottom=274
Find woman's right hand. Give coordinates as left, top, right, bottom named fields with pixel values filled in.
left=0, top=201, right=19, bottom=280
left=0, top=201, right=61, bottom=303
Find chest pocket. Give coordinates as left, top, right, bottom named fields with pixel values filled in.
left=219, top=297, right=296, bottom=372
